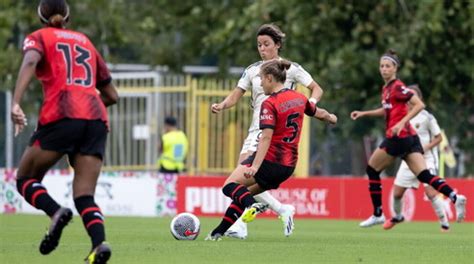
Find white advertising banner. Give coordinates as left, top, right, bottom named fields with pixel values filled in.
left=1, top=169, right=178, bottom=217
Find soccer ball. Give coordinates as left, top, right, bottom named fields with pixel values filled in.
left=170, top=212, right=200, bottom=240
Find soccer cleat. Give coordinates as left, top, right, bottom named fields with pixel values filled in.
left=85, top=242, right=111, bottom=264
left=455, top=195, right=467, bottom=223
left=204, top=232, right=222, bottom=241
left=440, top=225, right=450, bottom=233
left=383, top=216, right=405, bottom=230
left=224, top=219, right=248, bottom=239
left=359, top=215, right=385, bottom=228
left=241, top=203, right=268, bottom=223
left=39, top=207, right=73, bottom=255
left=279, top=204, right=296, bottom=237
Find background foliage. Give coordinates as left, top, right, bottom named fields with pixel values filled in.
left=0, top=0, right=472, bottom=174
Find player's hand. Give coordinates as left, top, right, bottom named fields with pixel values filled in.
left=211, top=103, right=224, bottom=114
left=350, top=111, right=362, bottom=120
left=243, top=166, right=258, bottom=178
left=391, top=122, right=404, bottom=136
left=11, top=103, right=27, bottom=137
left=328, top=114, right=338, bottom=125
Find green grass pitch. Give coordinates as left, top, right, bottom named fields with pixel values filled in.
left=1, top=214, right=473, bottom=263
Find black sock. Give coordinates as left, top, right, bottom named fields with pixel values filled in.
left=74, top=195, right=106, bottom=249
left=417, top=170, right=456, bottom=203
left=366, top=166, right=383, bottom=216
left=222, top=182, right=256, bottom=208
left=212, top=201, right=245, bottom=235
left=16, top=178, right=60, bottom=217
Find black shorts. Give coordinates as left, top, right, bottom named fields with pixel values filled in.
left=29, top=118, right=108, bottom=161
left=379, top=135, right=423, bottom=159
left=241, top=153, right=295, bottom=190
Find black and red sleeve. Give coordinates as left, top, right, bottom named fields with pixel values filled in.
left=95, top=49, right=112, bottom=87
left=259, top=99, right=277, bottom=130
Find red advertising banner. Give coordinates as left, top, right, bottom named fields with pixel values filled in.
left=177, top=176, right=474, bottom=222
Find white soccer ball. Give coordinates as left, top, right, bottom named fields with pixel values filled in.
left=170, top=212, right=200, bottom=240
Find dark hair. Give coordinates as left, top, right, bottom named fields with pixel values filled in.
left=408, top=84, right=423, bottom=99
left=261, top=59, right=291, bottom=83
left=257, top=24, right=286, bottom=51
left=38, top=0, right=69, bottom=28
left=164, top=116, right=177, bottom=126
left=381, top=49, right=401, bottom=67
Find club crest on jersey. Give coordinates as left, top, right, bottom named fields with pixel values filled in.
left=23, top=38, right=35, bottom=50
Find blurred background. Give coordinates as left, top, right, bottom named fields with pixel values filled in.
left=1, top=0, right=472, bottom=177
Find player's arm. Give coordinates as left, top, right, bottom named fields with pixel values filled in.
left=95, top=50, right=118, bottom=107
left=313, top=107, right=337, bottom=125
left=211, top=87, right=245, bottom=114
left=391, top=94, right=425, bottom=136
left=306, top=81, right=323, bottom=104
left=97, top=82, right=118, bottom=107
left=424, top=133, right=442, bottom=152
left=350, top=107, right=385, bottom=120
left=11, top=50, right=42, bottom=136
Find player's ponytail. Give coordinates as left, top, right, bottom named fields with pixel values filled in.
left=38, top=0, right=69, bottom=28
left=261, top=59, right=291, bottom=83
left=48, top=14, right=65, bottom=28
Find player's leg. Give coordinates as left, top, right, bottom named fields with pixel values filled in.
left=383, top=185, right=407, bottom=230
left=73, top=154, right=111, bottom=263
left=73, top=120, right=111, bottom=263
left=360, top=148, right=394, bottom=227
left=405, top=152, right=466, bottom=222
left=425, top=185, right=449, bottom=232
left=207, top=168, right=265, bottom=240
left=16, top=121, right=79, bottom=254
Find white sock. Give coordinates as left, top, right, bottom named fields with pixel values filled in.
left=431, top=195, right=449, bottom=227
left=254, top=191, right=283, bottom=214
left=393, top=198, right=403, bottom=219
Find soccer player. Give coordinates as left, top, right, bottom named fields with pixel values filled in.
left=206, top=59, right=337, bottom=241
left=350, top=49, right=466, bottom=228
left=384, top=85, right=449, bottom=232
left=211, top=23, right=325, bottom=239
left=11, top=1, right=118, bottom=263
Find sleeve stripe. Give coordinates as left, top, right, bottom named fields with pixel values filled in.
left=260, top=124, right=275, bottom=129
left=97, top=77, right=112, bottom=88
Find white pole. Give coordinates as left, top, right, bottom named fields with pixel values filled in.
left=6, top=91, right=13, bottom=169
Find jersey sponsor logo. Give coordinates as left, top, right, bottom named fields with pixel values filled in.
left=260, top=114, right=273, bottom=120
left=23, top=38, right=36, bottom=50
left=382, top=101, right=392, bottom=109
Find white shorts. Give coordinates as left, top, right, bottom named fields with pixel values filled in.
left=240, top=130, right=262, bottom=155
left=394, top=158, right=438, bottom=189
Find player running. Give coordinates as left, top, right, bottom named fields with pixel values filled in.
left=11, top=1, right=117, bottom=263
left=206, top=59, right=337, bottom=241
left=384, top=84, right=450, bottom=232
left=350, top=49, right=466, bottom=228
left=211, top=23, right=325, bottom=239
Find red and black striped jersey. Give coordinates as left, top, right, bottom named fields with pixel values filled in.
left=381, top=79, right=416, bottom=138
left=259, top=89, right=316, bottom=167
left=23, top=27, right=111, bottom=126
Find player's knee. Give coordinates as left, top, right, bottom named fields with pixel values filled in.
left=416, top=169, right=433, bottom=183
left=222, top=182, right=239, bottom=197
left=366, top=165, right=381, bottom=180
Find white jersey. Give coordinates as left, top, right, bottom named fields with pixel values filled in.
left=396, top=110, right=441, bottom=188
left=237, top=59, right=314, bottom=132
left=410, top=109, right=441, bottom=161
